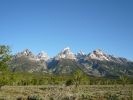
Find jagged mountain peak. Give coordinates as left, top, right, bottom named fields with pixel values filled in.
left=39, top=51, right=47, bottom=55
left=23, top=49, right=33, bottom=55
left=37, top=51, right=49, bottom=61
left=78, top=50, right=85, bottom=55
left=76, top=50, right=86, bottom=60
left=20, top=48, right=30, bottom=53
left=23, top=48, right=31, bottom=52
left=10, top=47, right=133, bottom=77
left=93, top=48, right=104, bottom=54
left=14, top=48, right=130, bottom=63
left=63, top=47, right=71, bottom=51
left=16, top=49, right=35, bottom=58
left=87, top=49, right=110, bottom=61
left=86, top=49, right=128, bottom=63
left=55, top=47, right=76, bottom=60
left=61, top=47, right=73, bottom=54
left=15, top=49, right=50, bottom=62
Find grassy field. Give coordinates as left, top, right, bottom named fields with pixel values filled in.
left=0, top=85, right=133, bottom=100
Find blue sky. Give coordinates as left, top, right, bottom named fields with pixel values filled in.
left=0, top=0, right=133, bottom=59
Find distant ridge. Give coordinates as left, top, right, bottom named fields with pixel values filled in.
left=9, top=47, right=133, bottom=77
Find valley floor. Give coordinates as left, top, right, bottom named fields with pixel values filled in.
left=0, top=85, right=133, bottom=100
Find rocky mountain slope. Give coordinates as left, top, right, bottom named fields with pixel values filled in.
left=9, top=48, right=133, bottom=77
left=9, top=49, right=48, bottom=73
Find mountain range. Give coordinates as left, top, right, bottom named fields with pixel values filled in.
left=9, top=47, right=133, bottom=78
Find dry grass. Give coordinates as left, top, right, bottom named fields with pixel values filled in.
left=0, top=85, right=133, bottom=100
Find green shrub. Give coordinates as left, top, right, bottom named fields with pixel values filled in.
left=65, top=79, right=73, bottom=86
left=27, top=95, right=43, bottom=100
left=105, top=93, right=119, bottom=100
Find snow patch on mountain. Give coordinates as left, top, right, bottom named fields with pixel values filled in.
left=37, top=51, right=49, bottom=61
left=87, top=49, right=112, bottom=61
left=76, top=50, right=86, bottom=59
left=15, top=49, right=37, bottom=60
left=55, top=47, right=76, bottom=60
left=15, top=49, right=49, bottom=61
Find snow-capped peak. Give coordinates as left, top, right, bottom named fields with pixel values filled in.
left=88, top=49, right=110, bottom=61
left=55, top=47, right=76, bottom=60
left=94, top=49, right=104, bottom=55
left=22, top=49, right=31, bottom=55
left=78, top=50, right=85, bottom=55
left=15, top=49, right=38, bottom=61
left=76, top=50, right=86, bottom=59
left=63, top=47, right=71, bottom=51
left=37, top=51, right=49, bottom=61
left=16, top=49, right=35, bottom=57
